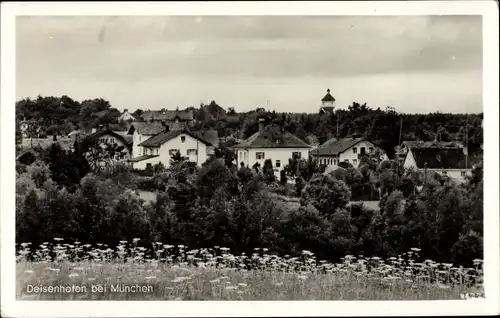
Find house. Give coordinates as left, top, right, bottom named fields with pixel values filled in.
left=310, top=136, right=386, bottom=169
left=80, top=128, right=133, bottom=161
left=127, top=121, right=166, bottom=160
left=395, top=140, right=464, bottom=161
left=233, top=120, right=313, bottom=178
left=129, top=127, right=212, bottom=170
left=192, top=130, right=219, bottom=155
left=403, top=147, right=472, bottom=183
left=319, top=89, right=336, bottom=114
left=118, top=109, right=137, bottom=122
left=141, top=109, right=194, bottom=124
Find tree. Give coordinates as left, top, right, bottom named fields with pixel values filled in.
left=262, top=159, right=276, bottom=184
left=170, top=151, right=185, bottom=166
left=300, top=174, right=351, bottom=217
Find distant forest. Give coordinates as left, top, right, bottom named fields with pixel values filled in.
left=16, top=95, right=483, bottom=158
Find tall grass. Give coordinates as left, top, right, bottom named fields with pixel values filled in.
left=16, top=239, right=484, bottom=300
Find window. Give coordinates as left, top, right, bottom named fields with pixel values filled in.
left=360, top=147, right=366, bottom=155
left=334, top=159, right=338, bottom=165
left=256, top=152, right=265, bottom=160
left=292, top=152, right=301, bottom=159
left=181, top=136, right=186, bottom=143
left=187, top=149, right=197, bottom=156
left=344, top=159, right=349, bottom=163
left=276, top=160, right=281, bottom=168
left=461, top=171, right=467, bottom=177
left=139, top=136, right=142, bottom=142
left=369, top=147, right=374, bottom=152
left=353, top=159, right=358, bottom=165
left=274, top=139, right=282, bottom=144
left=169, top=149, right=180, bottom=156
left=353, top=147, right=357, bottom=154
left=143, top=148, right=146, bottom=155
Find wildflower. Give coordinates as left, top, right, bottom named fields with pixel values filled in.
left=238, top=283, right=248, bottom=287
left=145, top=276, right=157, bottom=280
left=275, top=282, right=283, bottom=286
left=133, top=238, right=140, bottom=242
left=119, top=240, right=127, bottom=244
left=297, top=275, right=308, bottom=280
left=68, top=273, right=79, bottom=278
left=225, top=286, right=237, bottom=290
left=410, top=248, right=421, bottom=252
left=24, top=269, right=34, bottom=274
left=87, top=277, right=96, bottom=281
left=210, top=279, right=220, bottom=283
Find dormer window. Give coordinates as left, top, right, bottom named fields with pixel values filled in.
left=274, top=139, right=282, bottom=144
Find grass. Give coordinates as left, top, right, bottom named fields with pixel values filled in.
left=16, top=240, right=484, bottom=300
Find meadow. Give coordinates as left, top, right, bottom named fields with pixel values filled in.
left=16, top=239, right=484, bottom=301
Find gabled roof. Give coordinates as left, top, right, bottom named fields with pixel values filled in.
left=138, top=128, right=212, bottom=148
left=114, top=130, right=133, bottom=144
left=141, top=110, right=194, bottom=122
left=408, top=148, right=468, bottom=169
left=81, top=129, right=132, bottom=152
left=321, top=89, right=336, bottom=102
left=233, top=124, right=312, bottom=149
left=127, top=121, right=165, bottom=136
left=192, top=130, right=219, bottom=147
left=310, top=137, right=371, bottom=156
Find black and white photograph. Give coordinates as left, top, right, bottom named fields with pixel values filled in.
left=1, top=1, right=499, bottom=317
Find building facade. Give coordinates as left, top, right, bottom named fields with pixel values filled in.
left=310, top=136, right=385, bottom=169
left=233, top=122, right=312, bottom=178
left=403, top=147, right=472, bottom=183
left=130, top=129, right=209, bottom=170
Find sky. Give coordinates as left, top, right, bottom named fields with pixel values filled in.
left=16, top=15, right=483, bottom=114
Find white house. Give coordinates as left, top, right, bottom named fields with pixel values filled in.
left=395, top=140, right=464, bottom=161
left=129, top=128, right=211, bottom=170
left=310, top=136, right=386, bottom=169
left=127, top=121, right=166, bottom=160
left=319, top=89, right=335, bottom=114
left=403, top=147, right=472, bottom=183
left=118, top=109, right=137, bottom=122
left=233, top=121, right=313, bottom=178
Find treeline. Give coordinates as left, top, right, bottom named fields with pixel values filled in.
left=16, top=96, right=483, bottom=158
left=16, top=143, right=483, bottom=266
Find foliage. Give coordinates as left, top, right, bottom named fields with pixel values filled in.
left=300, top=174, right=351, bottom=216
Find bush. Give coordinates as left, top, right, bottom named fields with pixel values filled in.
left=300, top=174, right=351, bottom=216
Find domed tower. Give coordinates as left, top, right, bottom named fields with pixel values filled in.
left=321, top=89, right=336, bottom=107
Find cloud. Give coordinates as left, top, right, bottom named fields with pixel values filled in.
left=15, top=15, right=482, bottom=113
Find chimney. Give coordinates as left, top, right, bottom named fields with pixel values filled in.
left=259, top=118, right=265, bottom=131
left=161, top=121, right=170, bottom=132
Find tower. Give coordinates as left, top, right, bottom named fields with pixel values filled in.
left=321, top=88, right=336, bottom=107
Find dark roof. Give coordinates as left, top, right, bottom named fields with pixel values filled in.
left=128, top=155, right=159, bottom=163
left=81, top=129, right=132, bottom=152
left=138, top=128, right=212, bottom=148
left=127, top=121, right=165, bottom=136
left=114, top=131, right=133, bottom=144
left=408, top=148, right=468, bottom=169
left=233, top=124, right=312, bottom=149
left=310, top=137, right=372, bottom=156
left=141, top=110, right=194, bottom=122
left=321, top=89, right=336, bottom=102
left=192, top=130, right=219, bottom=147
